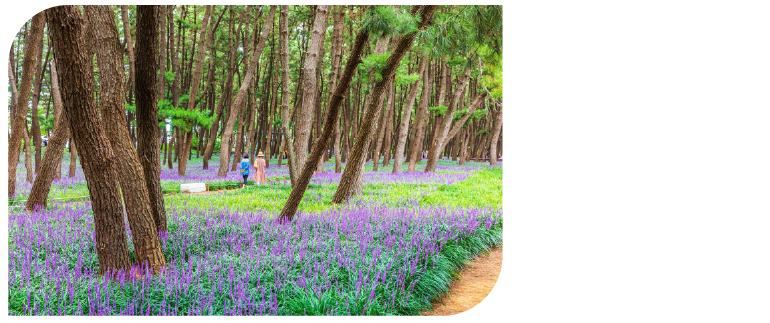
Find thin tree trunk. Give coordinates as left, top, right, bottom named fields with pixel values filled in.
left=178, top=5, right=212, bottom=176
left=425, top=68, right=472, bottom=172
left=333, top=5, right=437, bottom=204
left=278, top=13, right=370, bottom=220
left=31, top=36, right=50, bottom=171
left=292, top=5, right=329, bottom=178
left=85, top=5, right=166, bottom=273
left=489, top=102, right=502, bottom=166
left=46, top=6, right=133, bottom=275
left=23, top=126, right=34, bottom=182
left=380, top=79, right=397, bottom=167
left=218, top=6, right=276, bottom=177
left=407, top=59, right=433, bottom=172
left=279, top=6, right=297, bottom=184
left=26, top=61, right=70, bottom=210
left=8, top=12, right=44, bottom=196
left=392, top=58, right=425, bottom=173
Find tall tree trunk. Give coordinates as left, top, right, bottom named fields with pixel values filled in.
left=407, top=59, right=433, bottom=172
left=203, top=7, right=243, bottom=169
left=218, top=6, right=276, bottom=177
left=425, top=68, right=472, bottom=172
left=330, top=6, right=346, bottom=173
left=178, top=5, right=212, bottom=176
left=292, top=5, right=329, bottom=177
left=333, top=5, right=437, bottom=204
left=459, top=127, right=469, bottom=165
left=85, top=5, right=166, bottom=273
left=8, top=12, right=44, bottom=197
left=279, top=5, right=297, bottom=184
left=380, top=79, right=397, bottom=167
left=392, top=58, right=425, bottom=173
left=31, top=36, right=50, bottom=171
left=278, top=13, right=370, bottom=221
left=26, top=61, right=69, bottom=210
left=489, top=102, right=502, bottom=166
left=135, top=6, right=171, bottom=233
left=45, top=6, right=132, bottom=275
left=157, top=5, right=167, bottom=100
left=23, top=126, right=34, bottom=182
left=430, top=92, right=487, bottom=168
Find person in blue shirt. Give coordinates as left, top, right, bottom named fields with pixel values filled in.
left=239, top=152, right=250, bottom=187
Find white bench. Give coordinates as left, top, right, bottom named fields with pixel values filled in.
left=180, top=183, right=207, bottom=193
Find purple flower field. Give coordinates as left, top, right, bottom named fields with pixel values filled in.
left=8, top=202, right=502, bottom=315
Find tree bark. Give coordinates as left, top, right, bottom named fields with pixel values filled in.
left=292, top=5, right=329, bottom=177
left=217, top=6, right=276, bottom=177
left=31, top=36, right=50, bottom=171
left=26, top=61, right=69, bottom=211
left=85, top=5, right=167, bottom=273
left=330, top=6, right=346, bottom=173
left=279, top=5, right=297, bottom=184
left=8, top=12, right=44, bottom=197
left=135, top=6, right=170, bottom=233
left=45, top=6, right=133, bottom=275
left=278, top=12, right=370, bottom=221
left=425, top=68, right=472, bottom=172
left=393, top=58, right=425, bottom=173
left=489, top=101, right=502, bottom=166
left=178, top=5, right=212, bottom=176
left=333, top=5, right=437, bottom=204
left=407, top=59, right=433, bottom=172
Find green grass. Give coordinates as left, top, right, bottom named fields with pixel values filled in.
left=420, top=168, right=503, bottom=209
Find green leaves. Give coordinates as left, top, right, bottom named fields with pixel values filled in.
left=428, top=105, right=447, bottom=116
left=360, top=52, right=390, bottom=83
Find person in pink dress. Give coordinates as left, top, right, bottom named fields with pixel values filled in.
left=254, top=151, right=267, bottom=185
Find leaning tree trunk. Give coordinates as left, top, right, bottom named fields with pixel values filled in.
left=8, top=12, right=44, bottom=197
left=278, top=5, right=297, bottom=184
left=135, top=6, right=170, bottom=233
left=392, top=58, right=426, bottom=173
left=217, top=6, right=276, bottom=177
left=30, top=37, right=49, bottom=171
left=430, top=92, right=488, bottom=169
left=45, top=5, right=133, bottom=275
left=407, top=59, right=433, bottom=172
left=292, top=5, right=329, bottom=178
left=425, top=68, right=472, bottom=172
left=333, top=5, right=437, bottom=204
left=85, top=5, right=166, bottom=273
left=278, top=15, right=370, bottom=221
left=178, top=5, right=212, bottom=176
left=26, top=61, right=69, bottom=211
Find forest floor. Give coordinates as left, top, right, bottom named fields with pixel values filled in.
left=423, top=246, right=503, bottom=316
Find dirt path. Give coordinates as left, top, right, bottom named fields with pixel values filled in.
left=423, top=246, right=503, bottom=316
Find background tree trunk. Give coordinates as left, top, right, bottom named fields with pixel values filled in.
left=407, top=59, right=433, bottom=172
left=488, top=101, right=502, bottom=166
left=8, top=12, right=44, bottom=197
left=217, top=6, right=276, bottom=177
left=293, top=5, right=329, bottom=177
left=279, top=17, right=370, bottom=221
left=333, top=5, right=437, bottom=204
left=30, top=36, right=49, bottom=171
left=26, top=61, right=69, bottom=210
left=393, top=58, right=425, bottom=173
left=178, top=5, right=212, bottom=176
left=425, top=68, right=471, bottom=172
left=279, top=5, right=297, bottom=184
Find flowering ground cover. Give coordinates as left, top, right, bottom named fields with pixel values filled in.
left=8, top=155, right=503, bottom=316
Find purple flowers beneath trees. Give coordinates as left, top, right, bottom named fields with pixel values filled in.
left=8, top=202, right=501, bottom=316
